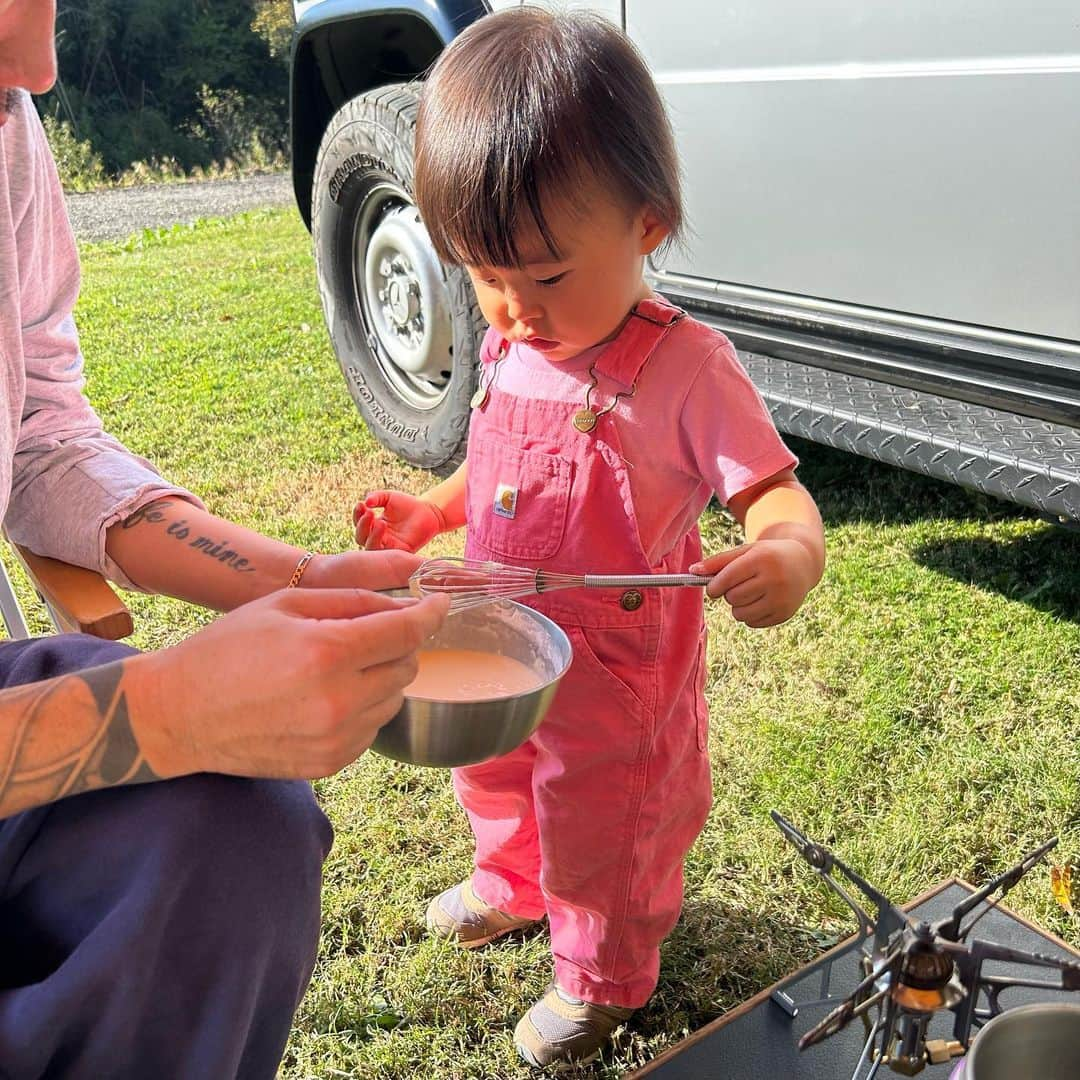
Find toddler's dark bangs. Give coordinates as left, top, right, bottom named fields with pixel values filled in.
left=415, top=9, right=682, bottom=269
left=420, top=105, right=592, bottom=269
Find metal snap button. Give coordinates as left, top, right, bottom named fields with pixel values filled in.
left=620, top=589, right=644, bottom=612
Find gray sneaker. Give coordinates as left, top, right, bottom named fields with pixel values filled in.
left=425, top=879, right=540, bottom=948
left=514, top=984, right=634, bottom=1069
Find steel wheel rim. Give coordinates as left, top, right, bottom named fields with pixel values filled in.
left=354, top=182, right=455, bottom=411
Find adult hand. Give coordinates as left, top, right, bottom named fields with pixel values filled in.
left=353, top=491, right=444, bottom=552
left=299, top=549, right=422, bottom=592
left=691, top=539, right=818, bottom=627
left=132, top=588, right=450, bottom=780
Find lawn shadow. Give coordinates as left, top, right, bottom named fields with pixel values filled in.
left=788, top=438, right=1033, bottom=530
left=784, top=438, right=1080, bottom=621
left=593, top=896, right=849, bottom=1076
left=911, top=527, right=1080, bottom=624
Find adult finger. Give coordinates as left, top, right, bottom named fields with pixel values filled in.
left=338, top=654, right=419, bottom=711
left=332, top=592, right=449, bottom=667
left=309, top=691, right=406, bottom=776
left=344, top=692, right=409, bottom=760
left=272, top=586, right=418, bottom=620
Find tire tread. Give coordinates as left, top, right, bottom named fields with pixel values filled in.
left=311, top=83, right=484, bottom=473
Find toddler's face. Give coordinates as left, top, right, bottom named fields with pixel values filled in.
left=465, top=183, right=668, bottom=363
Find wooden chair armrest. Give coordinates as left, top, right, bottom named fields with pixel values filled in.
left=11, top=544, right=133, bottom=640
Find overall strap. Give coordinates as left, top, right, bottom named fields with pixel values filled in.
left=593, top=297, right=685, bottom=388
left=479, top=329, right=511, bottom=367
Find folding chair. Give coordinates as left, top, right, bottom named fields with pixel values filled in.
left=0, top=538, right=133, bottom=640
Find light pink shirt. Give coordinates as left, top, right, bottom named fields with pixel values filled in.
left=0, top=90, right=200, bottom=587
left=484, top=310, right=797, bottom=565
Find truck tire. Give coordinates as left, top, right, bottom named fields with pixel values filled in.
left=311, top=84, right=483, bottom=472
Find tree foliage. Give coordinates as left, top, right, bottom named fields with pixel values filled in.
left=252, top=0, right=295, bottom=59
left=37, top=0, right=293, bottom=176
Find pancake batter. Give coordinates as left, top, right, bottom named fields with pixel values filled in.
left=407, top=648, right=541, bottom=701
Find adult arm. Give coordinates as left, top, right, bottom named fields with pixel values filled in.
left=5, top=93, right=413, bottom=606
left=3, top=89, right=203, bottom=585
left=0, top=95, right=451, bottom=823
left=103, top=497, right=422, bottom=611
left=0, top=587, right=449, bottom=820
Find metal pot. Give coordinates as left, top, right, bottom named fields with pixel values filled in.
left=372, top=595, right=572, bottom=767
left=950, top=1003, right=1080, bottom=1080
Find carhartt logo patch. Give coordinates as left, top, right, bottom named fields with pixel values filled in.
left=493, top=483, right=518, bottom=519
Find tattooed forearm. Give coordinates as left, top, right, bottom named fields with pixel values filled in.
left=119, top=501, right=256, bottom=573
left=120, top=499, right=175, bottom=529
left=187, top=535, right=256, bottom=572
left=0, top=660, right=158, bottom=819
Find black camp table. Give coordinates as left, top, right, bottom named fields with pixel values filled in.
left=631, top=880, right=1080, bottom=1080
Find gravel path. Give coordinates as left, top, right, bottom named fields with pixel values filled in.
left=65, top=172, right=296, bottom=243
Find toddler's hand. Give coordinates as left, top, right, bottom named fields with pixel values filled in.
left=353, top=491, right=445, bottom=553
left=691, top=539, right=817, bottom=627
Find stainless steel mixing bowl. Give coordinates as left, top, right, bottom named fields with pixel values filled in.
left=372, top=594, right=572, bottom=767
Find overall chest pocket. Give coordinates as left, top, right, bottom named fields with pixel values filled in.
left=467, top=433, right=573, bottom=561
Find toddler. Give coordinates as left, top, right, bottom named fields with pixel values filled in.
left=353, top=7, right=825, bottom=1068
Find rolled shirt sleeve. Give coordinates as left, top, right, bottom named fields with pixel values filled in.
left=1, top=91, right=202, bottom=589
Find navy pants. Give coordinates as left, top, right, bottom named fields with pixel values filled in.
left=0, top=636, right=333, bottom=1079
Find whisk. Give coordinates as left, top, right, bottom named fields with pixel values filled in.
left=409, top=557, right=710, bottom=614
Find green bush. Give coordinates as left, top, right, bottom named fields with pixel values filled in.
left=39, top=93, right=286, bottom=191
left=41, top=114, right=107, bottom=192
left=195, top=84, right=287, bottom=168
left=37, top=0, right=290, bottom=184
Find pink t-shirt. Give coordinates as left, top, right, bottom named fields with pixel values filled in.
left=0, top=90, right=199, bottom=584
left=482, top=309, right=798, bottom=565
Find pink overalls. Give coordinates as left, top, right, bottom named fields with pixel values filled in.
left=455, top=298, right=713, bottom=1008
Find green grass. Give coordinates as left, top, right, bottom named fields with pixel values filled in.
left=9, top=209, right=1079, bottom=1077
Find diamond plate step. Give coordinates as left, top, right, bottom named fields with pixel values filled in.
left=739, top=351, right=1080, bottom=523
